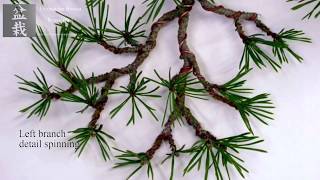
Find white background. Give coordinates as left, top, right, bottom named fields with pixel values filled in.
left=0, top=0, right=319, bottom=180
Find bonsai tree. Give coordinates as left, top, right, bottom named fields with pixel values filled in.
left=14, top=0, right=314, bottom=179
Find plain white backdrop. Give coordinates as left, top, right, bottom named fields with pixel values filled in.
left=0, top=0, right=319, bottom=180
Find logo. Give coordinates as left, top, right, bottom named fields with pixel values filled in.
left=3, top=4, right=36, bottom=37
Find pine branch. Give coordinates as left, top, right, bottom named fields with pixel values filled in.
left=15, top=0, right=313, bottom=179
left=87, top=6, right=187, bottom=128
left=198, top=0, right=258, bottom=21
left=176, top=7, right=237, bottom=109
left=57, top=0, right=141, bottom=53
left=199, top=0, right=311, bottom=72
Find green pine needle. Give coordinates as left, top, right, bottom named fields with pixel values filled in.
left=236, top=93, right=274, bottom=134
left=146, top=70, right=208, bottom=126
left=142, top=0, right=182, bottom=22
left=31, top=23, right=83, bottom=69
left=287, top=0, right=320, bottom=19
left=86, top=0, right=103, bottom=7
left=113, top=148, right=154, bottom=180
left=220, top=68, right=274, bottom=134
left=161, top=145, right=185, bottom=180
left=16, top=68, right=52, bottom=119
left=58, top=67, right=100, bottom=113
left=273, top=29, right=312, bottom=64
left=108, top=71, right=160, bottom=125
left=57, top=0, right=109, bottom=42
left=240, top=29, right=310, bottom=71
left=182, top=133, right=266, bottom=180
left=219, top=68, right=254, bottom=95
left=278, top=28, right=312, bottom=43
left=69, top=124, right=115, bottom=161
left=106, top=4, right=146, bottom=47
left=240, top=34, right=281, bottom=71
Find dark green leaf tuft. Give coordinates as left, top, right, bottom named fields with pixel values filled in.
left=58, top=67, right=100, bottom=113
left=16, top=68, right=53, bottom=119
left=182, top=133, right=266, bottom=180
left=69, top=124, right=114, bottom=161
left=106, top=4, right=146, bottom=47
left=109, top=71, right=160, bottom=125
left=146, top=70, right=208, bottom=126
